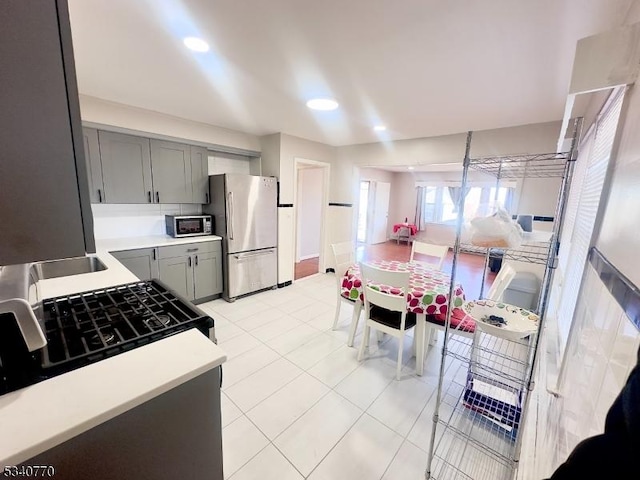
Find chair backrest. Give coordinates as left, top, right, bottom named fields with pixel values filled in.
left=410, top=241, right=449, bottom=270
left=359, top=262, right=410, bottom=313
left=486, top=262, right=517, bottom=301
left=332, top=242, right=356, bottom=288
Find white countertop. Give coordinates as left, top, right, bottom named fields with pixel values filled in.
left=38, top=235, right=222, bottom=299
left=1, top=234, right=227, bottom=467
left=0, top=329, right=226, bottom=467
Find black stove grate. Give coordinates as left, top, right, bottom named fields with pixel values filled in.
left=39, top=280, right=213, bottom=373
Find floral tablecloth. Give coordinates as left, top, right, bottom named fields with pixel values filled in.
left=340, top=260, right=465, bottom=315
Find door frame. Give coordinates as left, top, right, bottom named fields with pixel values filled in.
left=293, top=157, right=331, bottom=279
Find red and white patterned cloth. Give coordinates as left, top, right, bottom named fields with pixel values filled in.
left=340, top=260, right=465, bottom=315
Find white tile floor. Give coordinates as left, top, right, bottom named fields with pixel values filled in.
left=200, top=272, right=464, bottom=480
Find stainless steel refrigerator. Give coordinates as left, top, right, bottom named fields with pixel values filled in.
left=204, top=174, right=278, bottom=301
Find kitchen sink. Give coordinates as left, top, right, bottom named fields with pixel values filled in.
left=31, top=256, right=107, bottom=280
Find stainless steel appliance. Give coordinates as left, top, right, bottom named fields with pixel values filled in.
left=0, top=280, right=214, bottom=395
left=203, top=175, right=277, bottom=301
left=165, top=214, right=213, bottom=238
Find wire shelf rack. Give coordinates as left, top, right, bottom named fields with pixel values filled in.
left=460, top=240, right=553, bottom=266
left=468, top=152, right=571, bottom=179
left=446, top=333, right=534, bottom=388
left=430, top=424, right=516, bottom=480
left=426, top=119, right=582, bottom=480
left=436, top=372, right=523, bottom=464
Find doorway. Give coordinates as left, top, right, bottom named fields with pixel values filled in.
left=357, top=181, right=370, bottom=243
left=370, top=181, right=391, bottom=244
left=294, top=159, right=330, bottom=280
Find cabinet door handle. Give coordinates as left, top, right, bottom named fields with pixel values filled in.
left=152, top=248, right=156, bottom=261
left=98, top=189, right=103, bottom=203
left=156, top=191, right=160, bottom=203
left=205, top=192, right=209, bottom=203
left=188, top=256, right=192, bottom=268
left=195, top=255, right=198, bottom=266
left=147, top=191, right=152, bottom=203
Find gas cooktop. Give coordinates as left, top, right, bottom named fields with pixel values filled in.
left=0, top=280, right=213, bottom=394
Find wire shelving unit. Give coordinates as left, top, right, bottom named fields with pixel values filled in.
left=425, top=118, right=583, bottom=480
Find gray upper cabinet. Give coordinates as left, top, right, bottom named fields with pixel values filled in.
left=99, top=131, right=153, bottom=204
left=83, top=128, right=104, bottom=203
left=150, top=140, right=192, bottom=204
left=190, top=146, right=210, bottom=204
left=0, top=0, right=95, bottom=265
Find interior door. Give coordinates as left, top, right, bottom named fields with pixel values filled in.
left=369, top=182, right=391, bottom=244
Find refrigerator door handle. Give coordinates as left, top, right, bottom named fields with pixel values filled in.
left=227, top=191, right=234, bottom=240
left=233, top=249, right=276, bottom=260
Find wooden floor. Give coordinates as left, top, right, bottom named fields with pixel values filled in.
left=295, top=257, right=320, bottom=280
left=356, top=241, right=495, bottom=301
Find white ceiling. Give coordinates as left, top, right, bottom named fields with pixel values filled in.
left=68, top=0, right=633, bottom=146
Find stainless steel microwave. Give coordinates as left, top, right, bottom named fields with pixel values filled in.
left=165, top=215, right=213, bottom=238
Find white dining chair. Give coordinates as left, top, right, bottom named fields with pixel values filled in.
left=331, top=242, right=363, bottom=346
left=486, top=262, right=517, bottom=302
left=358, top=262, right=415, bottom=380
left=410, top=241, right=449, bottom=270
left=396, top=226, right=412, bottom=245
left=424, top=261, right=517, bottom=346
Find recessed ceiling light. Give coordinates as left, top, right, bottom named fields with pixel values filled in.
left=306, top=98, right=339, bottom=111
left=408, top=166, right=415, bottom=170
left=183, top=37, right=210, bottom=52
left=373, top=125, right=387, bottom=132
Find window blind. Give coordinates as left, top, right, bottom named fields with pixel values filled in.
left=554, top=88, right=625, bottom=361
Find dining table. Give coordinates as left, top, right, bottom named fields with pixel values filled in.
left=340, top=259, right=466, bottom=375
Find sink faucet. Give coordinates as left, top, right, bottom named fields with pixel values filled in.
left=0, top=264, right=46, bottom=351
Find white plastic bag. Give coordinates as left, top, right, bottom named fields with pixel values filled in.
left=468, top=208, right=523, bottom=248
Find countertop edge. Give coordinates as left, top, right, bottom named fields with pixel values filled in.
left=0, top=330, right=227, bottom=468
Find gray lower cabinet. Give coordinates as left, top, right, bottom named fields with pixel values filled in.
left=150, top=139, right=192, bottom=204
left=191, top=146, right=210, bottom=204
left=158, top=255, right=194, bottom=300
left=99, top=131, right=153, bottom=204
left=194, top=251, right=222, bottom=300
left=157, top=241, right=222, bottom=303
left=24, top=368, right=223, bottom=480
left=83, top=127, right=104, bottom=203
left=111, top=248, right=159, bottom=281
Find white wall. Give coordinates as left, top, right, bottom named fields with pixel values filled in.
left=337, top=121, right=562, bottom=168
left=91, top=203, right=202, bottom=239
left=296, top=168, right=323, bottom=260
left=208, top=152, right=252, bottom=175
left=79, top=95, right=260, bottom=152
left=260, top=133, right=343, bottom=283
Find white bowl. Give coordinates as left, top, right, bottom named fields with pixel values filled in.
left=462, top=300, right=539, bottom=341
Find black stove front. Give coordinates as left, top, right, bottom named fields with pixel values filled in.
left=0, top=280, right=213, bottom=394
